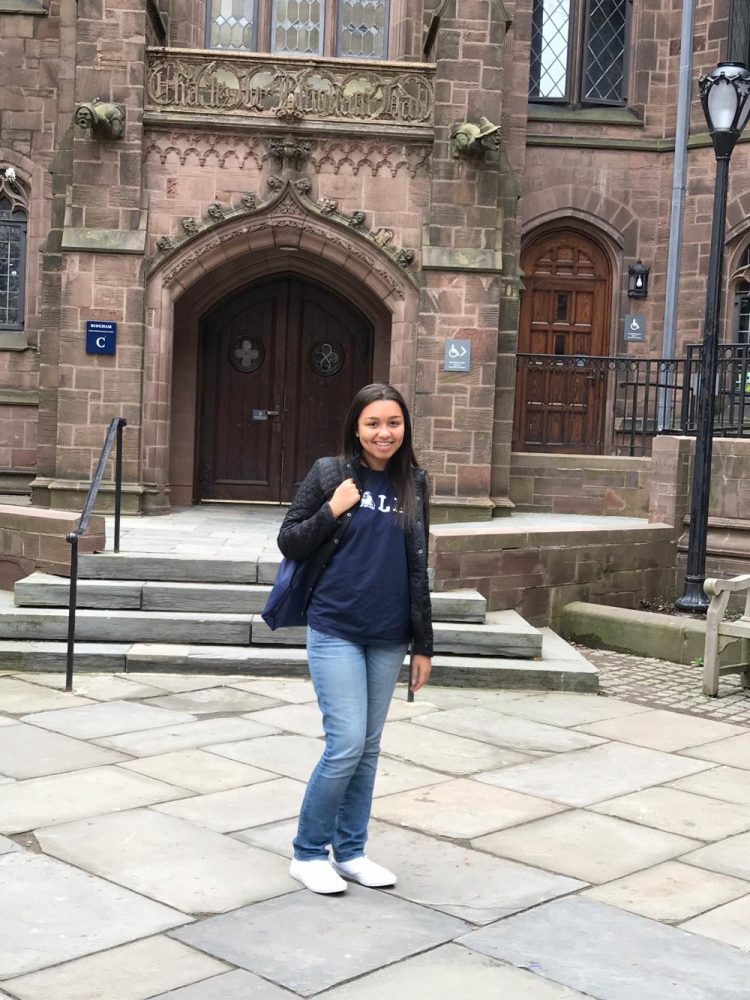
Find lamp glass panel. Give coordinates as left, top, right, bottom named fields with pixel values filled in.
left=706, top=76, right=741, bottom=130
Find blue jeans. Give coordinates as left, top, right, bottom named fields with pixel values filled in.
left=293, top=626, right=408, bottom=862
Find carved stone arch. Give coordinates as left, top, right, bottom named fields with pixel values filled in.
left=520, top=184, right=639, bottom=258
left=142, top=181, right=420, bottom=511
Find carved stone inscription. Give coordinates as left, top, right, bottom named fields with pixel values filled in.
left=146, top=53, right=434, bottom=126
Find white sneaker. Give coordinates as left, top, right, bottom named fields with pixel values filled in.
left=331, top=856, right=397, bottom=887
left=289, top=858, right=347, bottom=894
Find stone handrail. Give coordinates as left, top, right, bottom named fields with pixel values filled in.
left=145, top=48, right=435, bottom=129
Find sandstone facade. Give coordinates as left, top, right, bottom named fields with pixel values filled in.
left=0, top=0, right=747, bottom=517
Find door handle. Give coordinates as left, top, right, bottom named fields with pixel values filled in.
left=251, top=409, right=281, bottom=421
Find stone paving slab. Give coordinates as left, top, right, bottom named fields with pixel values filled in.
left=415, top=706, right=604, bottom=754
left=232, top=818, right=297, bottom=856
left=472, top=810, right=700, bottom=883
left=489, top=691, right=648, bottom=728
left=21, top=701, right=197, bottom=739
left=0, top=723, right=127, bottom=779
left=475, top=741, right=715, bottom=806
left=151, top=969, right=297, bottom=999
left=36, top=808, right=295, bottom=914
left=0, top=676, right=93, bottom=713
left=243, top=704, right=324, bottom=738
left=0, top=852, right=189, bottom=978
left=17, top=672, right=166, bottom=700
left=591, top=786, right=750, bottom=841
left=461, top=896, right=750, bottom=999
left=667, top=765, right=750, bottom=805
left=577, top=709, right=747, bottom=753
left=680, top=732, right=750, bottom=769
left=143, top=687, right=281, bottom=715
left=0, top=765, right=188, bottom=834
left=0, top=834, right=19, bottom=853
left=371, top=778, right=566, bottom=839
left=120, top=749, right=274, bottom=794
left=681, top=893, right=750, bottom=951
left=683, top=830, right=750, bottom=881
left=122, top=673, right=253, bottom=693
left=152, top=777, right=305, bottom=833
left=320, top=944, right=590, bottom=999
left=208, top=734, right=322, bottom=781
left=3, top=935, right=227, bottom=1000
left=582, top=860, right=750, bottom=923
left=171, top=885, right=468, bottom=996
left=366, top=819, right=585, bottom=925
left=229, top=678, right=316, bottom=703
left=380, top=720, right=533, bottom=774
left=93, top=717, right=279, bottom=756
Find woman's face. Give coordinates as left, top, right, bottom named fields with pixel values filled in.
left=356, top=399, right=405, bottom=470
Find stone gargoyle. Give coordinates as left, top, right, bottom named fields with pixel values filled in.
left=451, top=116, right=501, bottom=159
left=74, top=100, right=126, bottom=140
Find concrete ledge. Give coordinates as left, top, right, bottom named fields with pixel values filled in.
left=560, top=600, right=742, bottom=666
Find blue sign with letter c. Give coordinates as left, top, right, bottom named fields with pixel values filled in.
left=86, top=320, right=117, bottom=355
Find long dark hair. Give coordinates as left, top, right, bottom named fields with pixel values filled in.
left=341, top=383, right=426, bottom=522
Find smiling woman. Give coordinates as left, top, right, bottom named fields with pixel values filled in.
left=275, top=382, right=432, bottom=895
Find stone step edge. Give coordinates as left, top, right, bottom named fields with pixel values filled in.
left=0, top=636, right=598, bottom=693
left=13, top=574, right=487, bottom=623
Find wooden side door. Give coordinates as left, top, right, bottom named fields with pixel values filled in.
left=514, top=231, right=610, bottom=453
left=197, top=277, right=373, bottom=502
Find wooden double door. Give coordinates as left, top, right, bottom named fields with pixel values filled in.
left=514, top=230, right=611, bottom=453
left=197, top=276, right=374, bottom=502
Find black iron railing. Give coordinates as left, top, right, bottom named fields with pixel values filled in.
left=65, top=418, right=127, bottom=692
left=515, top=345, right=750, bottom=456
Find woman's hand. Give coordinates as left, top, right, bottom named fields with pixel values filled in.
left=328, top=478, right=361, bottom=518
left=410, top=655, right=431, bottom=693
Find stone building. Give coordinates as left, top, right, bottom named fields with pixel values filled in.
left=1, top=0, right=748, bottom=520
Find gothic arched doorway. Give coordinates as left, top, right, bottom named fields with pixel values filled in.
left=514, top=228, right=612, bottom=453
left=196, top=275, right=374, bottom=502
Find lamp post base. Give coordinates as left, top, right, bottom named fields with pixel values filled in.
left=675, top=576, right=709, bottom=613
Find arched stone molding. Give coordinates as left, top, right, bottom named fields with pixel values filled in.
left=520, top=184, right=638, bottom=258
left=143, top=182, right=420, bottom=510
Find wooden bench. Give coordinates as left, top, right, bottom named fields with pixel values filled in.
left=703, top=575, right=750, bottom=696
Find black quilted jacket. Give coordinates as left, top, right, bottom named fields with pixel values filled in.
left=277, top=456, right=433, bottom=657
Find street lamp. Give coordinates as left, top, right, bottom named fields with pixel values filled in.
left=676, top=61, right=750, bottom=612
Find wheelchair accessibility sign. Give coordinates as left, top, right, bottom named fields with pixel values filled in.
left=86, top=320, right=117, bottom=355
left=623, top=314, right=646, bottom=342
left=444, top=338, right=471, bottom=372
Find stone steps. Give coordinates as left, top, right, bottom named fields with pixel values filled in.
left=0, top=630, right=598, bottom=691
left=0, top=601, right=540, bottom=657
left=13, top=573, right=487, bottom=623
left=0, top=551, right=598, bottom=691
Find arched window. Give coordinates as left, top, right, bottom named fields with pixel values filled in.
left=732, top=245, right=750, bottom=345
left=0, top=175, right=27, bottom=333
left=206, top=0, right=389, bottom=58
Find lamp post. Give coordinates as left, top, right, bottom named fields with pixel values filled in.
left=676, top=61, right=750, bottom=612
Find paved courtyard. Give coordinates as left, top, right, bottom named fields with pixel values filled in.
left=0, top=669, right=749, bottom=998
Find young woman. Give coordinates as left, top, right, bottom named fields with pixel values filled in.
left=278, top=383, right=432, bottom=895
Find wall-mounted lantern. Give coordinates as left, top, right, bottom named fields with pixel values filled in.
left=628, top=260, right=649, bottom=298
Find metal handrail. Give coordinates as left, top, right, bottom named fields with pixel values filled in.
left=65, top=417, right=127, bottom=692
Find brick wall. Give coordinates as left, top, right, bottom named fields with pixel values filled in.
left=0, top=504, right=105, bottom=589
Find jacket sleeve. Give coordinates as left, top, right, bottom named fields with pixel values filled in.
left=277, top=459, right=342, bottom=561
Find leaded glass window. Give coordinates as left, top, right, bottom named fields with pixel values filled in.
left=207, top=0, right=257, bottom=50
left=529, top=0, right=571, bottom=100
left=0, top=198, right=26, bottom=332
left=272, top=0, right=323, bottom=55
left=529, top=0, right=629, bottom=107
left=337, top=0, right=388, bottom=59
left=582, top=0, right=627, bottom=104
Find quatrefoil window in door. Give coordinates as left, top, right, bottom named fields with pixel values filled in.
left=229, top=336, right=265, bottom=373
